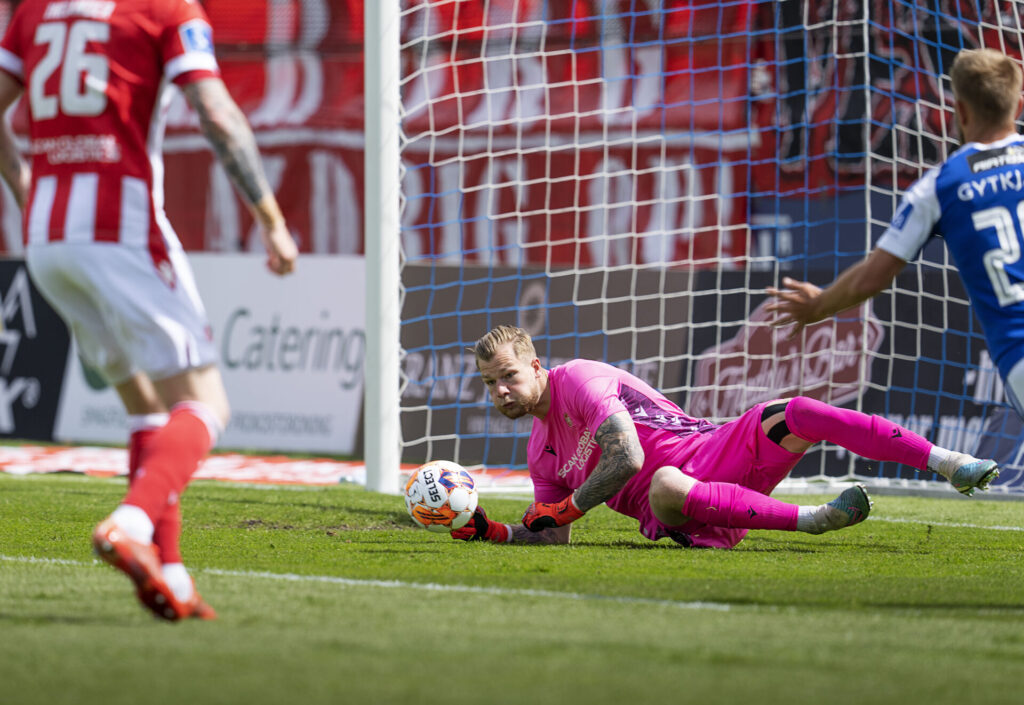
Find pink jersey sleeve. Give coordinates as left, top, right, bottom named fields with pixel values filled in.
left=559, top=361, right=628, bottom=437
left=158, top=0, right=220, bottom=86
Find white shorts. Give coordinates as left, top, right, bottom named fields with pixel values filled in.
left=26, top=242, right=218, bottom=385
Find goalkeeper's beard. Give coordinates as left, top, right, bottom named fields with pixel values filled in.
left=496, top=391, right=540, bottom=419
left=497, top=400, right=529, bottom=419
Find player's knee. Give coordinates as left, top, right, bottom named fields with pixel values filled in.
left=761, top=397, right=813, bottom=453
left=187, top=396, right=230, bottom=432
left=760, top=399, right=790, bottom=440
left=648, top=466, right=696, bottom=517
left=216, top=402, right=231, bottom=431
left=782, top=395, right=831, bottom=433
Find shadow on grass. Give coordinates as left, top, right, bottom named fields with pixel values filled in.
left=342, top=545, right=451, bottom=555
left=864, top=601, right=1024, bottom=613
left=569, top=540, right=686, bottom=550
left=738, top=535, right=925, bottom=553
left=189, top=493, right=381, bottom=509
left=0, top=611, right=140, bottom=626
left=0, top=480, right=120, bottom=498
left=570, top=536, right=833, bottom=553
left=190, top=495, right=407, bottom=520
left=189, top=509, right=418, bottom=533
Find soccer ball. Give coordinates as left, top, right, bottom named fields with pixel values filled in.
left=404, top=460, right=479, bottom=533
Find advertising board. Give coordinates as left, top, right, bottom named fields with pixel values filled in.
left=53, top=254, right=366, bottom=454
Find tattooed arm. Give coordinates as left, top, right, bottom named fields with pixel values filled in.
left=469, top=413, right=642, bottom=545
left=573, top=411, right=645, bottom=511
left=452, top=507, right=572, bottom=545
left=0, top=72, right=28, bottom=209
left=181, top=78, right=298, bottom=275
left=510, top=523, right=572, bottom=544
left=520, top=410, right=645, bottom=536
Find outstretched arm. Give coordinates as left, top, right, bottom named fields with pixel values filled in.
left=765, top=248, right=907, bottom=338
left=510, top=523, right=572, bottom=544
left=456, top=411, right=643, bottom=544
left=181, top=78, right=298, bottom=275
left=521, top=411, right=644, bottom=532
left=452, top=507, right=572, bottom=544
left=0, top=72, right=28, bottom=209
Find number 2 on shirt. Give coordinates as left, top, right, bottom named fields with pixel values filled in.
left=975, top=203, right=1024, bottom=307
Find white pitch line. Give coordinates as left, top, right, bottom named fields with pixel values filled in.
left=3, top=514, right=1022, bottom=613
left=0, top=554, right=730, bottom=612
left=869, top=516, right=1024, bottom=532
left=0, top=555, right=98, bottom=567
left=203, top=568, right=734, bottom=612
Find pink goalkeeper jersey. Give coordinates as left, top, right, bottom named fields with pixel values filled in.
left=0, top=0, right=220, bottom=251
left=528, top=359, right=718, bottom=522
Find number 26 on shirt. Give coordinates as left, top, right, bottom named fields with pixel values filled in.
left=31, top=20, right=109, bottom=120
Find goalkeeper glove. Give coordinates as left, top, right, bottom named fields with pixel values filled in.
left=521, top=495, right=584, bottom=532
left=451, top=507, right=512, bottom=543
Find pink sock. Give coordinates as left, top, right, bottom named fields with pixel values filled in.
left=785, top=396, right=930, bottom=470
left=682, top=481, right=798, bottom=531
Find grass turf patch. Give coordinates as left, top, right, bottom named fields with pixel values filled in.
left=1, top=473, right=1023, bottom=705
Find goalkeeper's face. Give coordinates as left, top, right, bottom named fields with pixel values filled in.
left=478, top=343, right=545, bottom=420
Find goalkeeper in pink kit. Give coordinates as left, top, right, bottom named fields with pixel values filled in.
left=454, top=325, right=1000, bottom=547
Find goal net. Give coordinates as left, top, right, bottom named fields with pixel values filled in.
left=376, top=0, right=1024, bottom=495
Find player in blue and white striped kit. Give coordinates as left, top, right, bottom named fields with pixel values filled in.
left=767, top=48, right=1021, bottom=488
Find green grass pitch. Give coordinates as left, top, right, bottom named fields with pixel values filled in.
left=2, top=472, right=1023, bottom=705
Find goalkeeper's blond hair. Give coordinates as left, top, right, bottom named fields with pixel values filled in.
left=471, top=325, right=537, bottom=365
left=950, top=49, right=1024, bottom=126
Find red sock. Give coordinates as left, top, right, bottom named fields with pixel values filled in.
left=123, top=404, right=214, bottom=524
left=784, top=396, right=931, bottom=470
left=682, top=481, right=799, bottom=531
left=127, top=425, right=161, bottom=485
left=153, top=504, right=183, bottom=564
left=127, top=420, right=182, bottom=562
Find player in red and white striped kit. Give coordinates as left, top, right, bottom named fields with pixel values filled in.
left=0, top=0, right=298, bottom=620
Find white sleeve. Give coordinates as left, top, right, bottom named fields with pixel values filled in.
left=875, top=169, right=941, bottom=262
left=0, top=48, right=23, bottom=82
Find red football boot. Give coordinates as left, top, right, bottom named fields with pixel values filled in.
left=92, top=517, right=189, bottom=621
left=182, top=579, right=218, bottom=620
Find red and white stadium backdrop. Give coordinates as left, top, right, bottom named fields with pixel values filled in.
left=0, top=1, right=1012, bottom=262
left=0, top=0, right=753, bottom=265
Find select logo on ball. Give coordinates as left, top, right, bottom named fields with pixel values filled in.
left=404, top=460, right=479, bottom=533
left=420, top=466, right=443, bottom=503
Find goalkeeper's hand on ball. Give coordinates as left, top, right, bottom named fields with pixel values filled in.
left=451, top=507, right=512, bottom=543
left=521, top=495, right=584, bottom=532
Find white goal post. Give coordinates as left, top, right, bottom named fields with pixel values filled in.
left=363, top=0, right=402, bottom=494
